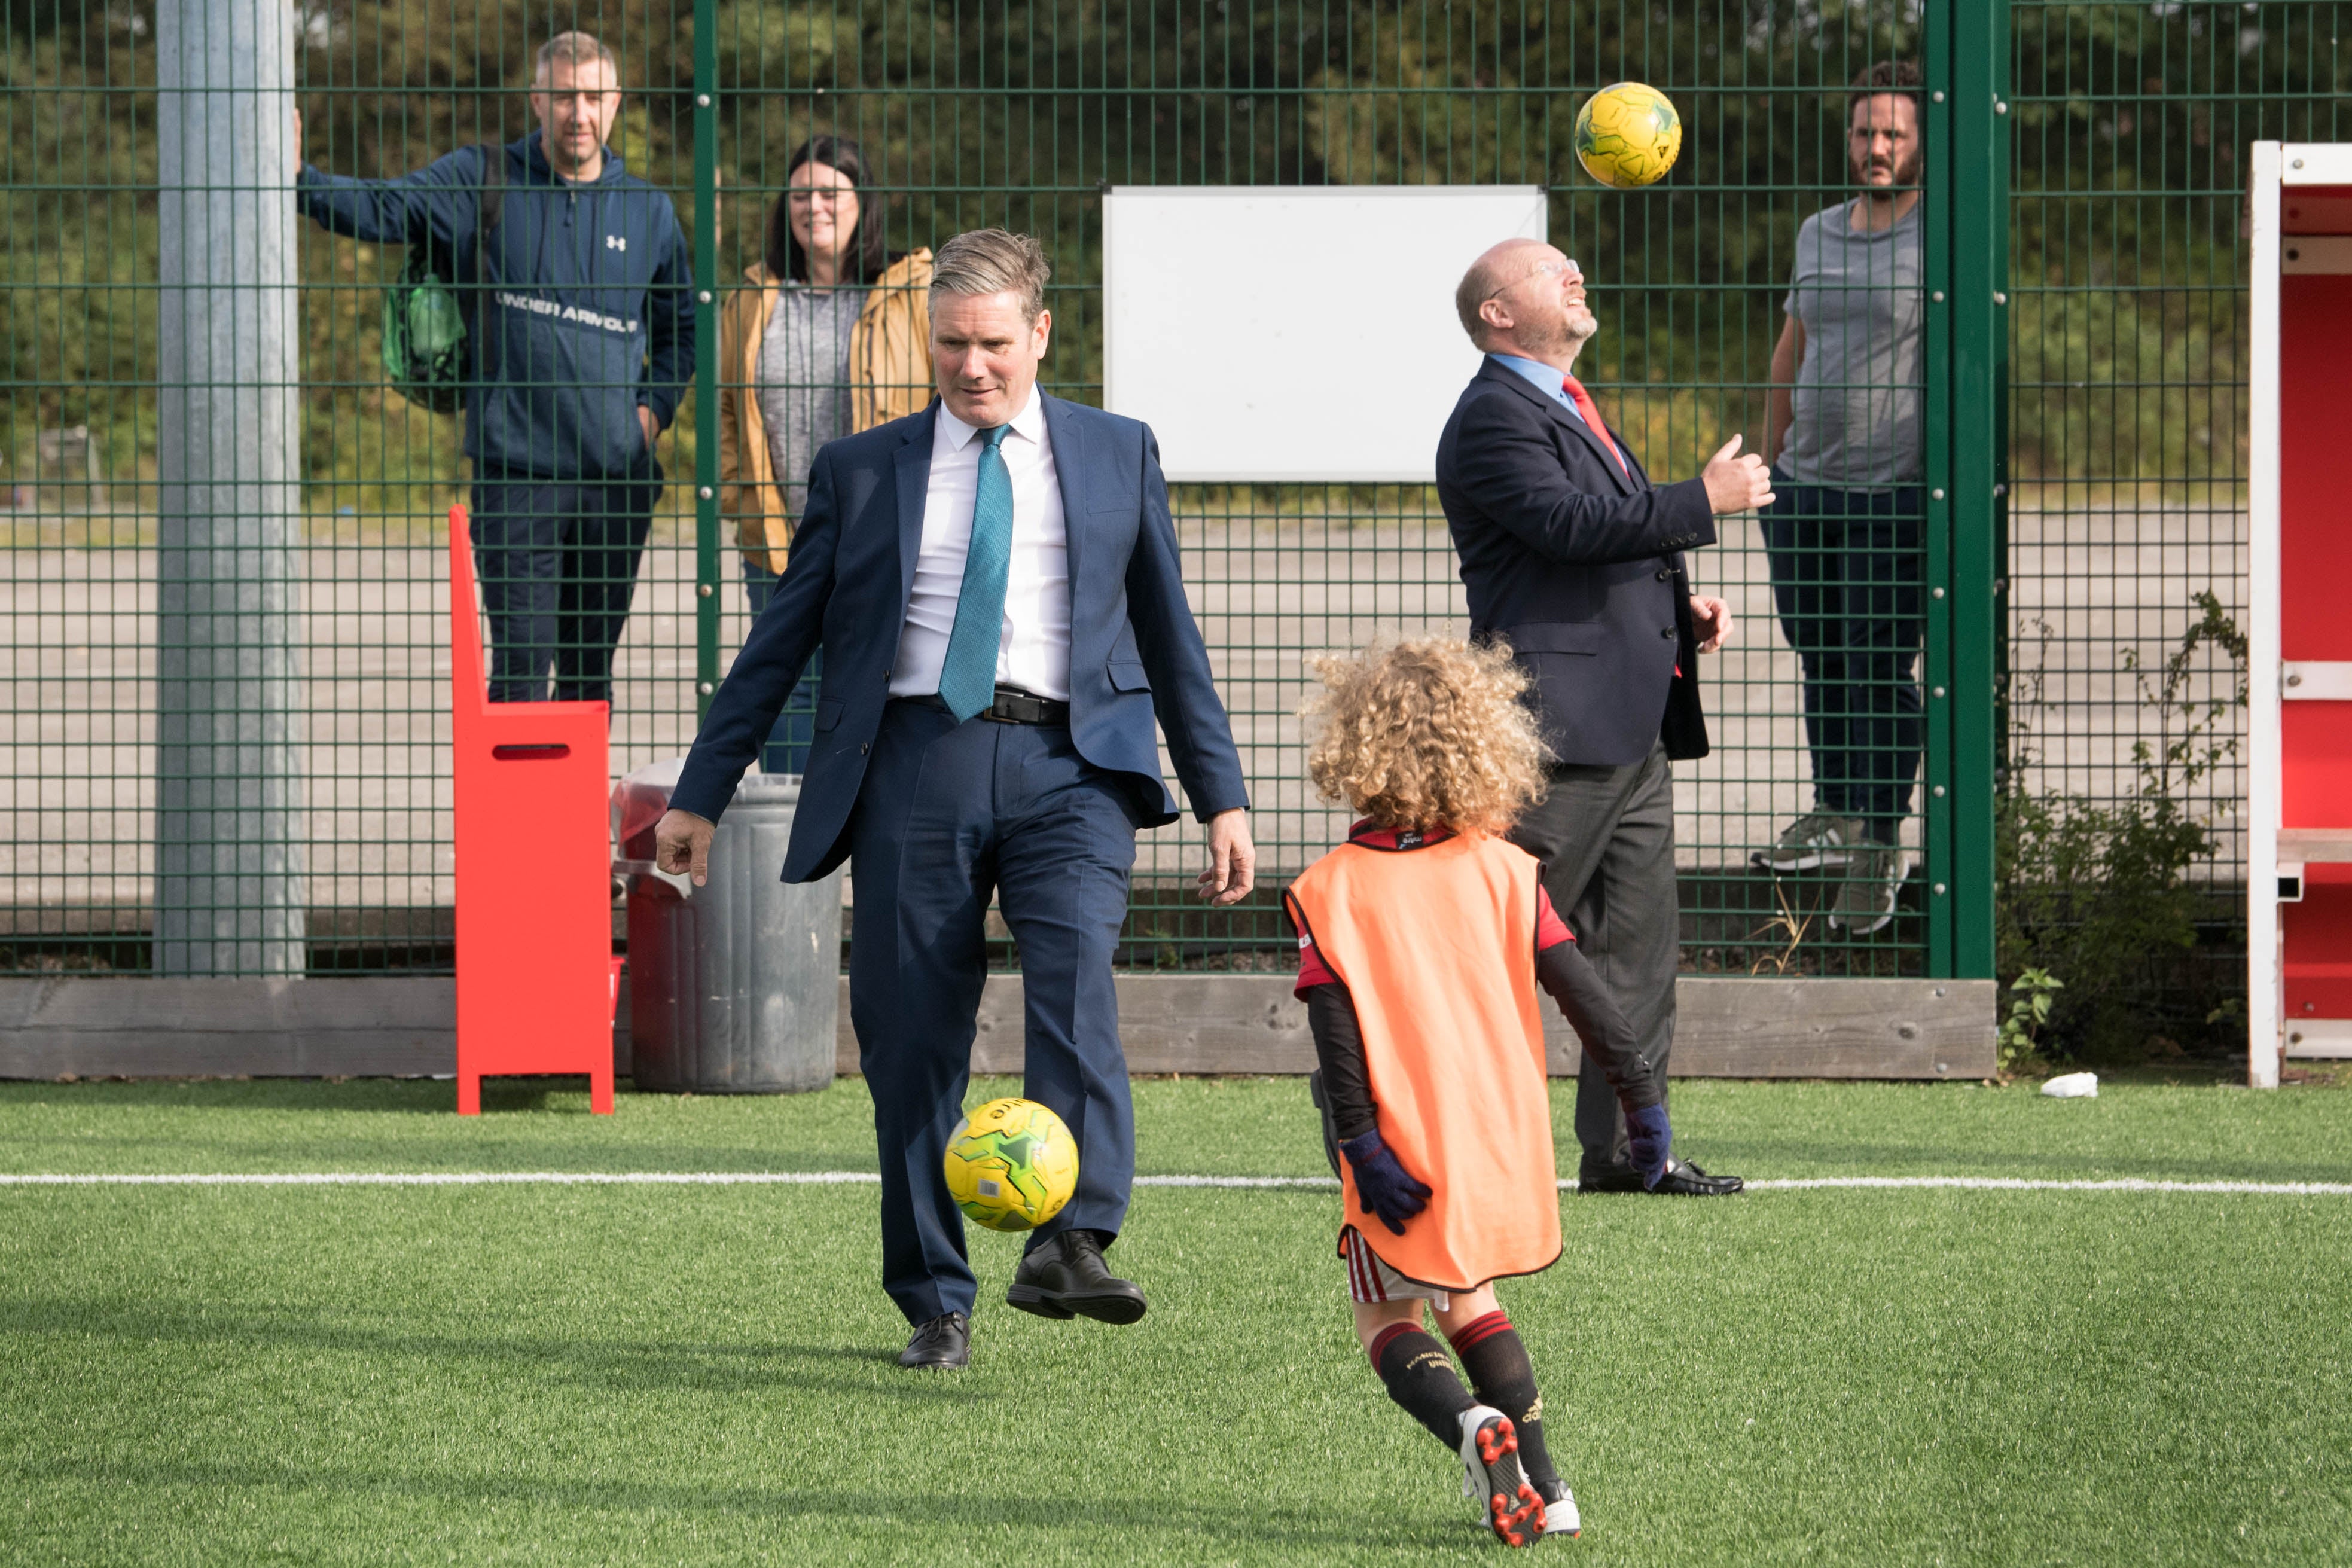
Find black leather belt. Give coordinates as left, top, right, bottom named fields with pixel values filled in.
left=912, top=685, right=1070, bottom=725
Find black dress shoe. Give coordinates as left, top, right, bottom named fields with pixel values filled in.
left=1576, top=1168, right=1649, bottom=1194
left=897, top=1311, right=970, bottom=1369
left=1006, top=1230, right=1148, bottom=1325
left=1651, top=1159, right=1744, bottom=1196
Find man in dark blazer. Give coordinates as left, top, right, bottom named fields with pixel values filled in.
left=1436, top=237, right=1771, bottom=1197
left=655, top=230, right=1255, bottom=1368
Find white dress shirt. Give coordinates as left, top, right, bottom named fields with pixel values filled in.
left=889, top=390, right=1073, bottom=703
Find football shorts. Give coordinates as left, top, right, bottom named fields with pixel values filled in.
left=1340, top=1225, right=1453, bottom=1310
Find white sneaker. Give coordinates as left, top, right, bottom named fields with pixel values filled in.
left=1538, top=1479, right=1582, bottom=1538
left=1456, top=1405, right=1545, bottom=1548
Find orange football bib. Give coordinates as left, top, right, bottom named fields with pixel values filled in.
left=1286, top=834, right=1560, bottom=1290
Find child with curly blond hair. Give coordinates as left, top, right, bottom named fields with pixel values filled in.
left=1283, top=636, right=1676, bottom=1548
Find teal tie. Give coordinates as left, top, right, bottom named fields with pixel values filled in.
left=938, top=423, right=1013, bottom=722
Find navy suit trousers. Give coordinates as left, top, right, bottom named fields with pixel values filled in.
left=849, top=700, right=1140, bottom=1325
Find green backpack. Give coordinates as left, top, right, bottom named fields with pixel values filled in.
left=382, top=145, right=504, bottom=415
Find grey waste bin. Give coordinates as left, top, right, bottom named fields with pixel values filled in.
left=614, top=763, right=843, bottom=1093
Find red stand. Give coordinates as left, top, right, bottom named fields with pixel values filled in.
left=447, top=505, right=619, bottom=1114
left=2252, top=144, right=2352, bottom=1082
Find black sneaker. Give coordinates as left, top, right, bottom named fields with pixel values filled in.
left=1005, top=1230, right=1148, bottom=1325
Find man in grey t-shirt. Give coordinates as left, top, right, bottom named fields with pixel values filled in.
left=1756, top=59, right=1928, bottom=936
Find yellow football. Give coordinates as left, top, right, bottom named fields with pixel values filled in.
left=1573, top=81, right=1683, bottom=189
left=942, top=1096, right=1080, bottom=1232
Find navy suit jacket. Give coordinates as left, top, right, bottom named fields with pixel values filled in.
left=670, top=394, right=1251, bottom=882
left=1434, top=358, right=1718, bottom=767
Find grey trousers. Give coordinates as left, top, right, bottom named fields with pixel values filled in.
left=1506, top=741, right=1678, bottom=1180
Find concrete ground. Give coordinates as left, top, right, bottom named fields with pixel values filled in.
left=1, top=503, right=2246, bottom=918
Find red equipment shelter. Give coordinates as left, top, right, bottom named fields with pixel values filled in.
left=2250, top=144, right=2352, bottom=1086
left=446, top=504, right=619, bottom=1114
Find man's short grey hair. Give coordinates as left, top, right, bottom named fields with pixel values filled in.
left=932, top=229, right=1053, bottom=321
left=535, top=31, right=617, bottom=85
left=1454, top=239, right=1539, bottom=344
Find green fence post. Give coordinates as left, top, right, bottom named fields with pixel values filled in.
left=1923, top=14, right=1956, bottom=976
left=1949, top=0, right=2007, bottom=981
left=692, top=0, right=721, bottom=719
left=1923, top=0, right=2006, bottom=980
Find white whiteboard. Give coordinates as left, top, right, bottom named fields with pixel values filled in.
left=1102, top=187, right=1546, bottom=483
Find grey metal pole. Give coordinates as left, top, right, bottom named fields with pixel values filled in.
left=154, top=0, right=306, bottom=976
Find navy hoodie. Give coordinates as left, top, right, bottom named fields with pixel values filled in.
left=298, top=131, right=694, bottom=481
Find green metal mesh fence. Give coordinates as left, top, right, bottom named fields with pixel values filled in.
left=2006, top=2, right=2350, bottom=1044
left=6, top=1, right=2336, bottom=1011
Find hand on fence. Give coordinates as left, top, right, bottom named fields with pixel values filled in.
left=290, top=108, right=302, bottom=178
left=1689, top=594, right=1734, bottom=654
left=1197, top=808, right=1257, bottom=907
left=1701, top=433, right=1776, bottom=515
left=654, top=808, right=716, bottom=887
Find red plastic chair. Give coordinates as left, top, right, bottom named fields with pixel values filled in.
left=447, top=505, right=620, bottom=1114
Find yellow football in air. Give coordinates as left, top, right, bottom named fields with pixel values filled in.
left=1574, top=81, right=1683, bottom=189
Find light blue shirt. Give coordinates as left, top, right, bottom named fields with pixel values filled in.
left=1487, top=353, right=1591, bottom=426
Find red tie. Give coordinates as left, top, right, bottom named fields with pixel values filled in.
left=1562, top=374, right=1630, bottom=482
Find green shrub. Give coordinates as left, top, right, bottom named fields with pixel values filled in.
left=1996, top=593, right=2246, bottom=1060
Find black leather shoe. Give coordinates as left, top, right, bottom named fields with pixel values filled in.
left=1006, top=1230, right=1148, bottom=1325
left=897, top=1311, right=970, bottom=1369
left=1651, top=1159, right=1745, bottom=1196
left=1575, top=1168, right=1649, bottom=1194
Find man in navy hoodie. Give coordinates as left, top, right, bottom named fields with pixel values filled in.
left=295, top=31, right=694, bottom=705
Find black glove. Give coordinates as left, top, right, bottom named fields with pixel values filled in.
left=1340, top=1128, right=1433, bottom=1236
left=1625, top=1101, right=1672, bottom=1190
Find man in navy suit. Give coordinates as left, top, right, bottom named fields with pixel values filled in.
left=655, top=230, right=1255, bottom=1369
left=1436, top=238, right=1771, bottom=1198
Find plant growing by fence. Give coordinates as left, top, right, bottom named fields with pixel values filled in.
left=1996, top=966, right=2063, bottom=1074
left=1997, top=593, right=2248, bottom=1058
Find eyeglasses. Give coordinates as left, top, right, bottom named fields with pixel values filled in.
left=1483, top=257, right=1582, bottom=303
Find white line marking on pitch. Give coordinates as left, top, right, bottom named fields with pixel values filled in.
left=0, top=1172, right=2347, bottom=1195
left=1744, top=1176, right=2352, bottom=1195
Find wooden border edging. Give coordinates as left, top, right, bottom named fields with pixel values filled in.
left=0, top=974, right=1993, bottom=1081
left=0, top=977, right=456, bottom=1078
left=880, top=975, right=1993, bottom=1079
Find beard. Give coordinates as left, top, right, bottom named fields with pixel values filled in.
left=1854, top=141, right=1923, bottom=194
left=1534, top=303, right=1598, bottom=356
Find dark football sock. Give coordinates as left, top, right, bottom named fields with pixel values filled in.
left=1368, top=1322, right=1476, bottom=1448
left=1449, top=1311, right=1558, bottom=1490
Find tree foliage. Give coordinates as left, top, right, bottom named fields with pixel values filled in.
left=5, top=1, right=2348, bottom=510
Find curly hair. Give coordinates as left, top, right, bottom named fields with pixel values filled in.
left=1302, top=636, right=1552, bottom=837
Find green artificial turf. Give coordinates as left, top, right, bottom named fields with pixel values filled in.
left=4, top=1077, right=2350, bottom=1565
left=2, top=1071, right=2350, bottom=1183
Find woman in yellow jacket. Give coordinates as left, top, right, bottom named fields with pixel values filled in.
left=718, top=134, right=932, bottom=773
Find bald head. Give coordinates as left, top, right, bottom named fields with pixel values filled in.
left=1454, top=239, right=1594, bottom=367
left=1454, top=239, right=1547, bottom=346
